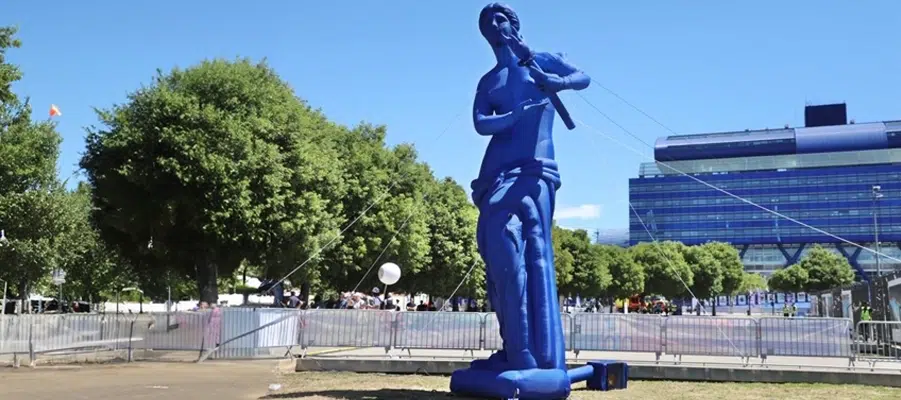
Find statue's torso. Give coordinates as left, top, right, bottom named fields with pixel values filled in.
left=478, top=65, right=556, bottom=178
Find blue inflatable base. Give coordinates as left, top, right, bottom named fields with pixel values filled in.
left=449, top=359, right=630, bottom=398
left=449, top=366, right=570, bottom=400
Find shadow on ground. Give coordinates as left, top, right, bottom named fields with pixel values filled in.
left=262, top=389, right=476, bottom=399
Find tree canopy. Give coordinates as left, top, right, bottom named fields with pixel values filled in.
left=0, top=26, right=106, bottom=305
left=768, top=245, right=855, bottom=293
left=737, top=272, right=768, bottom=294
left=554, top=227, right=612, bottom=299
left=630, top=241, right=693, bottom=299
left=81, top=59, right=351, bottom=303
left=79, top=57, right=484, bottom=303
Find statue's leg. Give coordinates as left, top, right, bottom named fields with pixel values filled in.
left=472, top=209, right=508, bottom=370
left=483, top=208, right=537, bottom=370
left=450, top=178, right=571, bottom=399
left=521, top=179, right=567, bottom=370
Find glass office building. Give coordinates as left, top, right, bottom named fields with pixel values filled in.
left=629, top=104, right=901, bottom=279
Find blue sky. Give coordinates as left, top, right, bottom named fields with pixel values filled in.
left=4, top=1, right=901, bottom=233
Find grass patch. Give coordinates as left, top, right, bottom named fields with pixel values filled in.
left=270, top=371, right=901, bottom=399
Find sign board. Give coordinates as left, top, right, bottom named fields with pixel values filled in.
left=785, top=293, right=796, bottom=303
left=51, top=269, right=66, bottom=285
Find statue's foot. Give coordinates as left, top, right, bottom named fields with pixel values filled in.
left=470, top=350, right=508, bottom=371
left=450, top=367, right=570, bottom=400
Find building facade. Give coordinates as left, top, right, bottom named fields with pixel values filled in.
left=628, top=104, right=901, bottom=279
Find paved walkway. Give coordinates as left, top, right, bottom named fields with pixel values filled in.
left=0, top=361, right=280, bottom=400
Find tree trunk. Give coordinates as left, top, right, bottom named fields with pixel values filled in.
left=300, top=281, right=311, bottom=308
left=17, top=280, right=28, bottom=314
left=196, top=261, right=219, bottom=305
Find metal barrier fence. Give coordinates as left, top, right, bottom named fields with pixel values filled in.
left=0, top=313, right=142, bottom=366
left=853, top=320, right=901, bottom=368
left=0, top=310, right=880, bottom=366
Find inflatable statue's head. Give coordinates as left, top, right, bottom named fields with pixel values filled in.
left=479, top=3, right=521, bottom=48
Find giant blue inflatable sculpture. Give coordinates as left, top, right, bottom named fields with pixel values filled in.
left=449, top=3, right=601, bottom=399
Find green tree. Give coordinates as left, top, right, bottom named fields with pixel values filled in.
left=767, top=265, right=808, bottom=293
left=0, top=27, right=59, bottom=195
left=551, top=225, right=576, bottom=293
left=0, top=26, right=23, bottom=108
left=81, top=59, right=345, bottom=303
left=555, top=228, right=612, bottom=298
left=56, top=183, right=134, bottom=303
left=630, top=241, right=693, bottom=299
left=797, top=245, right=855, bottom=291
left=0, top=188, right=75, bottom=301
left=737, top=272, right=768, bottom=294
left=599, top=245, right=645, bottom=309
left=317, top=127, right=433, bottom=294
left=0, top=26, right=79, bottom=305
left=683, top=245, right=723, bottom=300
left=407, top=177, right=484, bottom=300
left=702, top=242, right=745, bottom=295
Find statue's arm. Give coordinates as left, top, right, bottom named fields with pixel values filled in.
left=473, top=86, right=518, bottom=136
left=536, top=52, right=591, bottom=91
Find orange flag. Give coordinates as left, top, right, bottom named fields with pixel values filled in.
left=49, top=104, right=62, bottom=118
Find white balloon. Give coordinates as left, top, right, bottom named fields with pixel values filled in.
left=378, top=262, right=401, bottom=285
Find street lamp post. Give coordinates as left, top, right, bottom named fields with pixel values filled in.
left=872, top=185, right=883, bottom=278
left=1, top=230, right=9, bottom=315
left=747, top=291, right=753, bottom=316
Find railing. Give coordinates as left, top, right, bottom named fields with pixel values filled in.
left=853, top=320, right=901, bottom=368
left=0, top=313, right=142, bottom=367
left=0, top=309, right=885, bottom=366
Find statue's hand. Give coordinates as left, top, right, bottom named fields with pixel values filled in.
left=514, top=98, right=550, bottom=118
left=528, top=66, right=566, bottom=93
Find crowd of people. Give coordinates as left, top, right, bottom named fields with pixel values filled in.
left=277, top=287, right=489, bottom=312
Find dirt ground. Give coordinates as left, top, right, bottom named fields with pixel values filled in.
left=0, top=361, right=280, bottom=400
left=3, top=363, right=901, bottom=400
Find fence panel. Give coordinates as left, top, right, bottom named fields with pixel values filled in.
left=572, top=313, right=664, bottom=355
left=393, top=311, right=482, bottom=350
left=138, top=311, right=215, bottom=352
left=26, top=314, right=125, bottom=353
left=758, top=317, right=852, bottom=359
left=664, top=316, right=759, bottom=359
left=301, top=309, right=393, bottom=349
left=483, top=313, right=573, bottom=351
left=215, top=308, right=303, bottom=358
left=0, top=315, right=28, bottom=356
left=854, top=320, right=901, bottom=366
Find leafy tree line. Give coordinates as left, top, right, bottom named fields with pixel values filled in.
left=1, top=27, right=483, bottom=305
left=551, top=228, right=766, bottom=303
left=766, top=245, right=855, bottom=293
left=0, top=27, right=127, bottom=306
left=0, top=27, right=857, bottom=308
left=552, top=233, right=856, bottom=305
left=79, top=61, right=486, bottom=304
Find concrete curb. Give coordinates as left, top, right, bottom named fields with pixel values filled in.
left=296, top=358, right=901, bottom=387
left=304, top=348, right=361, bottom=357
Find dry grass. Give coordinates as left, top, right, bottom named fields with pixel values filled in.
left=270, top=371, right=901, bottom=400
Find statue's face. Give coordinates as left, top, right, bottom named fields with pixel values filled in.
left=482, top=11, right=516, bottom=47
